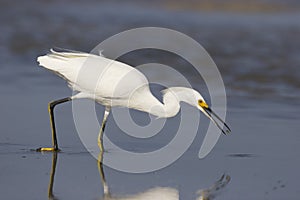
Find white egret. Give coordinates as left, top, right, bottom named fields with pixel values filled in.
left=36, top=49, right=230, bottom=152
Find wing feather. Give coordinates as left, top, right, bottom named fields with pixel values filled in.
left=37, top=49, right=149, bottom=99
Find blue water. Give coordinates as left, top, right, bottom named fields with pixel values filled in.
left=0, top=1, right=300, bottom=199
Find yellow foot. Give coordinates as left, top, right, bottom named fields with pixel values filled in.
left=36, top=147, right=61, bottom=152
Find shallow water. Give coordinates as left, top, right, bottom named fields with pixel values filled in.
left=0, top=1, right=300, bottom=199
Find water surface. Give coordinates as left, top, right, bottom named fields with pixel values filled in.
left=0, top=1, right=299, bottom=199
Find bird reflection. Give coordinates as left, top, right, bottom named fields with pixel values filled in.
left=98, top=152, right=230, bottom=200
left=46, top=152, right=230, bottom=200
left=48, top=152, right=59, bottom=200
left=197, top=174, right=231, bottom=200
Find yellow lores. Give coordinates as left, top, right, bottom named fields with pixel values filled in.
left=198, top=100, right=209, bottom=109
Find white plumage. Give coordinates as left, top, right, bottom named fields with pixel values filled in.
left=37, top=49, right=148, bottom=100
left=38, top=49, right=206, bottom=118
left=36, top=49, right=230, bottom=152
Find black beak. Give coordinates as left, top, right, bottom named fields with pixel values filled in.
left=203, top=107, right=231, bottom=135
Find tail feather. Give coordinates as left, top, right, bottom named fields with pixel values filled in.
left=48, top=48, right=92, bottom=58
left=37, top=49, right=91, bottom=86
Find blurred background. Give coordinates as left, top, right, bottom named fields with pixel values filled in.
left=0, top=0, right=299, bottom=199
left=1, top=0, right=300, bottom=99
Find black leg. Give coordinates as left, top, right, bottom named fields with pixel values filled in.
left=37, top=97, right=72, bottom=152
left=98, top=151, right=110, bottom=197
left=96, top=107, right=111, bottom=197
left=98, top=106, right=111, bottom=152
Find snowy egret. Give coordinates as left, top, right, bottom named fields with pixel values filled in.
left=36, top=49, right=230, bottom=152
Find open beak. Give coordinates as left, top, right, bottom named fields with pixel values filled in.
left=199, top=101, right=231, bottom=135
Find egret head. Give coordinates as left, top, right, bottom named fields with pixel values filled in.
left=197, top=98, right=231, bottom=135
left=161, top=87, right=231, bottom=134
